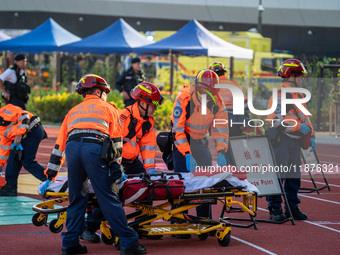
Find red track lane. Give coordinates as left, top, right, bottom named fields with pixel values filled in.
left=1, top=126, right=339, bottom=255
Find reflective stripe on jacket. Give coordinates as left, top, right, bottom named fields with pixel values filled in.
left=46, top=95, right=122, bottom=180
left=0, top=104, right=36, bottom=166
left=170, top=85, right=229, bottom=156
left=267, top=82, right=315, bottom=138
left=119, top=102, right=156, bottom=170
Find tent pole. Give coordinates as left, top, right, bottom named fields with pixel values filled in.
left=229, top=57, right=234, bottom=80
left=112, top=54, right=117, bottom=89
left=169, top=50, right=174, bottom=94
left=37, top=54, right=42, bottom=87
left=56, top=52, right=61, bottom=89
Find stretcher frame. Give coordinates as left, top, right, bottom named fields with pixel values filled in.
left=31, top=185, right=257, bottom=247
left=99, top=184, right=257, bottom=248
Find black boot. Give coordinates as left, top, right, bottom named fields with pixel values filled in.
left=79, top=229, right=100, bottom=243
left=0, top=184, right=17, bottom=196
left=61, top=244, right=87, bottom=255
left=285, top=207, right=307, bottom=220
left=268, top=206, right=285, bottom=221
left=120, top=244, right=147, bottom=255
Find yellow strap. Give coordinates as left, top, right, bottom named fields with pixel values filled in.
left=138, top=84, right=152, bottom=94
left=283, top=63, right=299, bottom=67
left=81, top=74, right=102, bottom=83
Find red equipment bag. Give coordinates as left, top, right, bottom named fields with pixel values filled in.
left=119, top=180, right=150, bottom=205
left=149, top=179, right=185, bottom=200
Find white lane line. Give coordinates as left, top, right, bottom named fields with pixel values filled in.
left=304, top=221, right=340, bottom=233
left=301, top=179, right=340, bottom=188
left=310, top=221, right=340, bottom=225
left=318, top=154, right=340, bottom=159
left=231, top=236, right=277, bottom=255
left=258, top=207, right=340, bottom=233
left=299, top=194, right=340, bottom=205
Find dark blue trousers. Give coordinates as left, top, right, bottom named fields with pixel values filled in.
left=62, top=139, right=138, bottom=249
left=85, top=157, right=148, bottom=231
left=266, top=135, right=302, bottom=210
left=5, top=124, right=46, bottom=186
left=172, top=136, right=212, bottom=218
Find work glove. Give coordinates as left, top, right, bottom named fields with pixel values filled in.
left=147, top=168, right=157, bottom=174
left=299, top=123, right=310, bottom=135
left=217, top=152, right=227, bottom=167
left=11, top=142, right=23, bottom=151
left=117, top=173, right=127, bottom=184
left=310, top=137, right=316, bottom=152
left=39, top=179, right=53, bottom=195
left=185, top=154, right=197, bottom=172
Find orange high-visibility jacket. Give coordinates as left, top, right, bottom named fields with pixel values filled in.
left=0, top=104, right=38, bottom=166
left=218, top=75, right=248, bottom=111
left=170, top=85, right=229, bottom=156
left=119, top=102, right=156, bottom=170
left=267, top=82, right=315, bottom=138
left=45, top=95, right=123, bottom=180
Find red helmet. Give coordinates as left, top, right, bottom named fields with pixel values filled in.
left=76, top=74, right=110, bottom=95
left=209, top=61, right=226, bottom=76
left=195, top=69, right=219, bottom=92
left=130, top=82, right=164, bottom=106
left=278, top=59, right=308, bottom=78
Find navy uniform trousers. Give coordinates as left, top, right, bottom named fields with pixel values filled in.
left=172, top=136, right=212, bottom=218
left=62, top=138, right=138, bottom=249
left=5, top=124, right=47, bottom=186
left=84, top=157, right=147, bottom=232
left=266, top=135, right=302, bottom=210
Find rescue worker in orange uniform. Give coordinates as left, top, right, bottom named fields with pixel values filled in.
left=266, top=59, right=315, bottom=221
left=120, top=82, right=163, bottom=174
left=40, top=74, right=146, bottom=255
left=79, top=82, right=163, bottom=243
left=209, top=61, right=249, bottom=165
left=171, top=69, right=229, bottom=231
left=0, top=103, right=47, bottom=196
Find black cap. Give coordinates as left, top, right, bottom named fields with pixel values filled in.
left=14, top=54, right=26, bottom=61
left=131, top=57, right=141, bottom=64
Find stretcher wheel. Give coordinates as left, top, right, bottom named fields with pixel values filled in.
left=32, top=213, right=47, bottom=227
left=101, top=229, right=115, bottom=245
left=49, top=219, right=63, bottom=233
left=217, top=232, right=231, bottom=247
left=198, top=233, right=209, bottom=240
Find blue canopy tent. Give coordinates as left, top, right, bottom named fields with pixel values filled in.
left=134, top=19, right=253, bottom=59
left=134, top=19, right=253, bottom=92
left=60, top=18, right=152, bottom=54
left=0, top=18, right=80, bottom=53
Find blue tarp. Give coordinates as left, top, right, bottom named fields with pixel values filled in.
left=60, top=18, right=151, bottom=54
left=0, top=18, right=80, bottom=53
left=134, top=19, right=253, bottom=59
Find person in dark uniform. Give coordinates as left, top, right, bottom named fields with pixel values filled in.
left=116, top=57, right=146, bottom=107
left=0, top=54, right=30, bottom=110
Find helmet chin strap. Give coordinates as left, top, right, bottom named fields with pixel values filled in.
left=287, top=76, right=298, bottom=87
left=138, top=101, right=149, bottom=120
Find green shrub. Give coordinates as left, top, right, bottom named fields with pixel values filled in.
left=153, top=99, right=174, bottom=131
left=26, top=86, right=175, bottom=131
